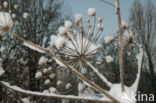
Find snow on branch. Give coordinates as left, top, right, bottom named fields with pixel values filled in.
left=23, top=42, right=45, bottom=53
left=0, top=81, right=113, bottom=103
left=83, top=60, right=113, bottom=88
left=130, top=43, right=143, bottom=93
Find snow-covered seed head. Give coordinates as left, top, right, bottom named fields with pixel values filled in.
left=49, top=87, right=57, bottom=93
left=48, top=67, right=52, bottom=71
left=88, top=8, right=96, bottom=16
left=44, top=79, right=50, bottom=85
left=50, top=35, right=57, bottom=48
left=43, top=68, right=48, bottom=74
left=38, top=56, right=47, bottom=66
left=123, top=30, right=134, bottom=46
left=54, top=36, right=66, bottom=49
left=3, top=2, right=8, bottom=8
left=12, top=14, right=16, bottom=19
left=65, top=21, right=72, bottom=29
left=98, top=17, right=103, bottom=23
left=65, top=83, right=72, bottom=89
left=23, top=12, right=29, bottom=19
left=75, top=14, right=83, bottom=24
left=0, top=47, right=5, bottom=52
left=86, top=18, right=90, bottom=23
left=35, top=72, right=43, bottom=79
left=0, top=12, right=13, bottom=35
left=14, top=4, right=18, bottom=9
left=121, top=21, right=128, bottom=30
left=104, top=36, right=114, bottom=44
left=49, top=73, right=56, bottom=79
left=58, top=26, right=67, bottom=35
left=105, top=55, right=114, bottom=63
left=56, top=80, right=62, bottom=86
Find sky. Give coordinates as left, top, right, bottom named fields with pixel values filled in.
left=65, top=0, right=156, bottom=36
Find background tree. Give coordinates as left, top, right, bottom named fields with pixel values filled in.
left=129, top=0, right=156, bottom=92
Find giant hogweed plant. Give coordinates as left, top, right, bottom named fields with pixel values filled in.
left=0, top=0, right=143, bottom=103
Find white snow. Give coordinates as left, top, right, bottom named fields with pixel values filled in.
left=104, top=36, right=114, bottom=44
left=54, top=36, right=66, bottom=49
left=49, top=73, right=56, bottom=79
left=109, top=84, right=136, bottom=103
left=23, top=42, right=45, bottom=53
left=130, top=44, right=143, bottom=93
left=54, top=58, right=65, bottom=67
left=14, top=4, right=18, bottom=9
left=0, top=12, right=13, bottom=35
left=88, top=8, right=96, bottom=16
left=0, top=67, right=5, bottom=76
left=0, top=47, right=5, bottom=52
left=23, top=12, right=29, bottom=19
left=56, top=80, right=62, bottom=86
left=21, top=97, right=31, bottom=103
left=49, top=87, right=57, bottom=93
left=65, top=83, right=72, bottom=89
left=35, top=72, right=43, bottom=79
left=38, top=56, right=48, bottom=66
left=121, top=21, right=128, bottom=28
left=43, top=68, right=48, bottom=74
left=3, top=2, right=8, bottom=8
left=105, top=55, right=114, bottom=63
left=58, top=26, right=67, bottom=35
left=0, top=58, right=4, bottom=76
left=42, top=89, right=49, bottom=93
left=44, top=79, right=50, bottom=85
left=64, top=21, right=72, bottom=29
left=50, top=35, right=57, bottom=47
left=12, top=14, right=16, bottom=19
left=75, top=14, right=83, bottom=24
left=78, top=82, right=86, bottom=92
left=81, top=67, right=86, bottom=74
left=85, top=61, right=113, bottom=87
left=48, top=67, right=52, bottom=71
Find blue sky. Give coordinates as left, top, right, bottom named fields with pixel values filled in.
left=65, top=0, right=156, bottom=36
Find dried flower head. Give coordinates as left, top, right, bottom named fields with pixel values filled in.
left=0, top=12, right=13, bottom=35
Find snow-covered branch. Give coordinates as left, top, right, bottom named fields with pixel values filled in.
left=83, top=59, right=113, bottom=88
left=0, top=81, right=113, bottom=103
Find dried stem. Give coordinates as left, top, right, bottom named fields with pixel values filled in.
left=8, top=31, right=120, bottom=103
left=116, top=0, right=125, bottom=92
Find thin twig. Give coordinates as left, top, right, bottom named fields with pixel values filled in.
left=98, top=0, right=116, bottom=7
